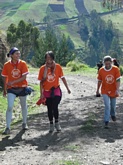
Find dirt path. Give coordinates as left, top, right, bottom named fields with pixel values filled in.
left=75, top=0, right=89, bottom=15
left=0, top=73, right=123, bottom=165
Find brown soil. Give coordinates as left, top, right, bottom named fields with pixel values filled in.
left=0, top=73, right=123, bottom=165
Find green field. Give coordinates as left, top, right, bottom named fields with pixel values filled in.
left=0, top=0, right=49, bottom=29
left=84, top=0, right=103, bottom=13
left=18, top=2, right=32, bottom=10
left=0, top=0, right=123, bottom=49
left=84, top=0, right=123, bottom=45
left=64, top=0, right=78, bottom=18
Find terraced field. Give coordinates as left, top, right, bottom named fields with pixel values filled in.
left=0, top=0, right=123, bottom=48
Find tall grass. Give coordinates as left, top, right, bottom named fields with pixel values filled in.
left=67, top=61, right=89, bottom=71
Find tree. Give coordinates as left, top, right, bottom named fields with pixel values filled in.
left=7, top=20, right=40, bottom=60
left=7, top=23, right=17, bottom=48
left=78, top=10, right=122, bottom=66
left=33, top=26, right=75, bottom=67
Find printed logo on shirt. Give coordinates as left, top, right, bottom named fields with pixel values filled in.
left=105, top=74, right=114, bottom=84
left=47, top=72, right=56, bottom=82
left=11, top=69, right=21, bottom=78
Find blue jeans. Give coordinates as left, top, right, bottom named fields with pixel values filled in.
left=6, top=93, right=28, bottom=129
left=102, top=94, right=116, bottom=122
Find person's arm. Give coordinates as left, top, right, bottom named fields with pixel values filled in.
left=116, top=79, right=120, bottom=95
left=2, top=76, right=7, bottom=97
left=40, top=81, right=44, bottom=98
left=7, top=74, right=27, bottom=86
left=96, top=80, right=102, bottom=95
left=61, top=77, right=71, bottom=94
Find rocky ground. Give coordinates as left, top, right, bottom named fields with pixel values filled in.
left=0, top=73, right=123, bottom=165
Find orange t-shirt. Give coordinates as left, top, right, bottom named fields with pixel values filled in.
left=38, top=63, right=64, bottom=91
left=97, top=66, right=121, bottom=97
left=1, top=60, right=29, bottom=88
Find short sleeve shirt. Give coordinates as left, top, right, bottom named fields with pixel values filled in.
left=1, top=60, right=29, bottom=88
left=38, top=63, right=64, bottom=91
left=97, top=66, right=121, bottom=97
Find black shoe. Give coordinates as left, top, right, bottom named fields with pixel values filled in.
left=2, top=128, right=10, bottom=135
left=22, top=123, right=28, bottom=130
left=104, top=121, right=109, bottom=129
left=96, top=94, right=101, bottom=97
left=111, top=116, right=116, bottom=122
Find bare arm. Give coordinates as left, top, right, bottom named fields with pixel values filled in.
left=116, top=79, right=120, bottom=91
left=2, top=76, right=7, bottom=97
left=96, top=80, right=102, bottom=95
left=61, top=77, right=71, bottom=94
left=40, top=81, right=44, bottom=98
left=7, top=74, right=27, bottom=86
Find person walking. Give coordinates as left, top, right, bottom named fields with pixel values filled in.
left=113, top=58, right=119, bottom=68
left=97, top=60, right=103, bottom=73
left=1, top=47, right=29, bottom=134
left=38, top=51, right=71, bottom=133
left=96, top=56, right=121, bottom=128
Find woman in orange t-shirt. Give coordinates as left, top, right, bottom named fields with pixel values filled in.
left=96, top=56, right=121, bottom=128
left=38, top=51, right=71, bottom=133
left=1, top=47, right=29, bottom=134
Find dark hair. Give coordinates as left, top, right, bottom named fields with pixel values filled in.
left=7, top=47, right=19, bottom=57
left=103, top=56, right=112, bottom=63
left=45, top=51, right=54, bottom=60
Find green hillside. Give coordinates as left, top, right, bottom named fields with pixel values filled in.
left=0, top=0, right=123, bottom=48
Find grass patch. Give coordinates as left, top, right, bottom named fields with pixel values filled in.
left=120, top=66, right=123, bottom=75
left=0, top=91, right=7, bottom=115
left=19, top=2, right=32, bottom=10
left=66, top=61, right=97, bottom=77
left=81, top=113, right=96, bottom=132
left=6, top=10, right=16, bottom=16
left=64, top=144, right=80, bottom=152
left=67, top=61, right=89, bottom=72
left=64, top=0, right=78, bottom=18
left=0, top=0, right=49, bottom=29
left=84, top=0, right=103, bottom=13
left=27, top=64, right=39, bottom=73
left=59, top=24, right=67, bottom=30
left=54, top=160, right=80, bottom=165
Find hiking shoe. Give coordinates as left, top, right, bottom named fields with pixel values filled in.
left=104, top=122, right=109, bottom=129
left=49, top=123, right=54, bottom=133
left=111, top=116, right=116, bottom=122
left=2, top=128, right=10, bottom=135
left=22, top=123, right=28, bottom=130
left=55, top=123, right=61, bottom=132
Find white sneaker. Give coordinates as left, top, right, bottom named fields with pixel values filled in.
left=55, top=123, right=61, bottom=132
left=49, top=123, right=54, bottom=133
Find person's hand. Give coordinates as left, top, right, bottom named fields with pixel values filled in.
left=96, top=90, right=101, bottom=97
left=67, top=89, right=71, bottom=94
left=7, top=81, right=14, bottom=86
left=96, top=90, right=99, bottom=95
left=116, top=89, right=120, bottom=96
left=3, top=91, right=7, bottom=97
left=40, top=93, right=45, bottom=99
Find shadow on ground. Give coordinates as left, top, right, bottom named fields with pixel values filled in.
left=1, top=94, right=123, bottom=153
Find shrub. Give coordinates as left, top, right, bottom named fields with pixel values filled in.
left=66, top=61, right=89, bottom=72
left=120, top=66, right=123, bottom=75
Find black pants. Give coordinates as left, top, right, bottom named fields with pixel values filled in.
left=46, top=96, right=61, bottom=122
